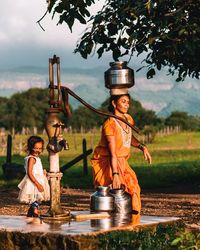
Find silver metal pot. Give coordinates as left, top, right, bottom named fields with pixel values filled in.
left=104, top=61, right=135, bottom=89
left=109, top=188, right=132, bottom=214
left=90, top=186, right=114, bottom=212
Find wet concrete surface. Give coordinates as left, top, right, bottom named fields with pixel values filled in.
left=0, top=211, right=180, bottom=236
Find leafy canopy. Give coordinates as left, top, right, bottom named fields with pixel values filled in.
left=47, top=0, right=200, bottom=81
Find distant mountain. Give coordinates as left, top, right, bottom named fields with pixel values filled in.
left=0, top=66, right=199, bottom=117
left=131, top=82, right=200, bottom=117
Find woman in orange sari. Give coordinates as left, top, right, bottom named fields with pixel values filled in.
left=91, top=93, right=152, bottom=214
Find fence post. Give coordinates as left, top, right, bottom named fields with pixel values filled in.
left=6, top=134, right=12, bottom=164
left=82, top=138, right=88, bottom=176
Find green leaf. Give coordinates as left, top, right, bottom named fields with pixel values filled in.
left=97, top=47, right=104, bottom=58
left=157, top=62, right=161, bottom=70
left=75, top=12, right=87, bottom=24
left=171, top=237, right=182, bottom=246
left=54, top=5, right=64, bottom=14
left=107, top=23, right=118, bottom=36
left=147, top=68, right=155, bottom=79
left=178, top=29, right=186, bottom=36
left=65, top=16, right=75, bottom=32
left=136, top=66, right=145, bottom=72
left=176, top=76, right=182, bottom=82
left=148, top=36, right=156, bottom=45
left=48, top=0, right=57, bottom=12
left=79, top=7, right=90, bottom=17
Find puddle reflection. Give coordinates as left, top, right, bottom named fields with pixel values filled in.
left=91, top=213, right=140, bottom=230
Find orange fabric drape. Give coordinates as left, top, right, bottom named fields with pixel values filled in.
left=91, top=115, right=141, bottom=213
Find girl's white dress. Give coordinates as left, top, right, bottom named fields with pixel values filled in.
left=18, top=155, right=50, bottom=204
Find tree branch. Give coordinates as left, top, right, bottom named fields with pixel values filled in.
left=164, top=5, right=186, bottom=17
left=36, top=9, right=49, bottom=31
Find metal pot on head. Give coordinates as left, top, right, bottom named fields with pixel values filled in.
left=90, top=186, right=114, bottom=213
left=104, top=61, right=135, bottom=89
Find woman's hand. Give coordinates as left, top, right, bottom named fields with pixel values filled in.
left=143, top=146, right=152, bottom=164
left=36, top=183, right=44, bottom=192
left=43, top=169, right=47, bottom=176
left=112, top=175, right=121, bottom=189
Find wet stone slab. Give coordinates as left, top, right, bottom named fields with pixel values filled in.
left=0, top=213, right=183, bottom=250
left=0, top=212, right=180, bottom=235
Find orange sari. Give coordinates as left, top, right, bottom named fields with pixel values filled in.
left=91, top=115, right=141, bottom=213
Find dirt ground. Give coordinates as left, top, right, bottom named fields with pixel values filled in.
left=0, top=183, right=199, bottom=230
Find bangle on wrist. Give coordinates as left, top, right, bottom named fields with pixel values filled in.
left=112, top=172, right=119, bottom=176
left=138, top=143, right=146, bottom=151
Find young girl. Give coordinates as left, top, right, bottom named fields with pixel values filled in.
left=18, top=136, right=50, bottom=217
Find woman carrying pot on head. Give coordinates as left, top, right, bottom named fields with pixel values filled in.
left=91, top=89, right=152, bottom=215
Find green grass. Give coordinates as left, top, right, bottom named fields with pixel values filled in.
left=149, top=131, right=200, bottom=150
left=0, top=132, right=200, bottom=190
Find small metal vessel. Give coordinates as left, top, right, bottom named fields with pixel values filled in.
left=109, top=188, right=132, bottom=214
left=90, top=186, right=114, bottom=213
left=104, top=61, right=135, bottom=89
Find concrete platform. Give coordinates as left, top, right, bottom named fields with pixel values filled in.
left=0, top=213, right=184, bottom=250
left=0, top=214, right=179, bottom=235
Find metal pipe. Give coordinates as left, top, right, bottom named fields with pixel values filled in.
left=60, top=86, right=139, bottom=134
left=49, top=58, right=54, bottom=106
left=57, top=57, right=61, bottom=105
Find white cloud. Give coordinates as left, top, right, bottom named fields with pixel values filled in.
left=141, top=101, right=167, bottom=112
left=0, top=0, right=107, bottom=68
left=135, top=77, right=173, bottom=91
left=0, top=0, right=74, bottom=46
left=0, top=0, right=105, bottom=47
left=182, top=81, right=200, bottom=90
left=0, top=31, right=7, bottom=42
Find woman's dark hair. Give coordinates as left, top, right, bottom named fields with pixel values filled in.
left=27, top=136, right=44, bottom=153
left=108, top=94, right=130, bottom=113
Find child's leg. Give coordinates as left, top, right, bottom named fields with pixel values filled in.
left=27, top=201, right=41, bottom=217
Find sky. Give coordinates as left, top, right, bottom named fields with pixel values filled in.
left=0, top=1, right=199, bottom=89
left=0, top=0, right=108, bottom=69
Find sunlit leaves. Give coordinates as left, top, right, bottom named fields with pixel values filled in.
left=144, top=0, right=152, bottom=15
left=51, top=0, right=95, bottom=30
left=49, top=0, right=200, bottom=81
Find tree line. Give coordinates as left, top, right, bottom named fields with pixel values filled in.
left=0, top=88, right=200, bottom=133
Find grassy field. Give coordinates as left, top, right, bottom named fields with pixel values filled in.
left=0, top=131, right=200, bottom=189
